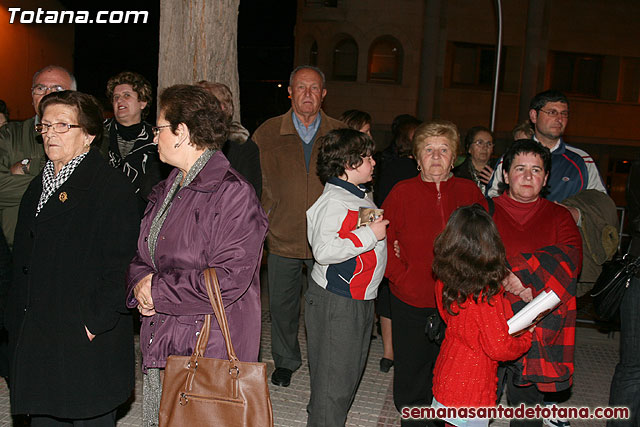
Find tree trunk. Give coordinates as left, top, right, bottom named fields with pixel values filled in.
left=158, top=0, right=241, bottom=121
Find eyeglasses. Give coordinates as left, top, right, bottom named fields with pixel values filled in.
left=32, top=85, right=66, bottom=95
left=35, top=123, right=82, bottom=134
left=473, top=140, right=494, bottom=148
left=152, top=125, right=172, bottom=136
left=539, top=109, right=569, bottom=119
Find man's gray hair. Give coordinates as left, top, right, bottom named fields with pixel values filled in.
left=289, top=65, right=326, bottom=88
left=32, top=65, right=77, bottom=91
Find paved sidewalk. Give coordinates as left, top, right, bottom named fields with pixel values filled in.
left=0, top=289, right=621, bottom=426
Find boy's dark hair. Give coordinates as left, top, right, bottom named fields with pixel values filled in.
left=316, top=128, right=375, bottom=184
left=433, top=204, right=509, bottom=315
left=498, top=139, right=552, bottom=195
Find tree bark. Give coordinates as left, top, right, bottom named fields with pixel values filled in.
left=158, top=0, right=241, bottom=121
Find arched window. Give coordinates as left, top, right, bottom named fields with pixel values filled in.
left=368, top=36, right=403, bottom=83
left=309, top=41, right=318, bottom=66
left=332, top=37, right=358, bottom=81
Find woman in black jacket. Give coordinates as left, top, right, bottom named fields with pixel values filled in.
left=6, top=91, right=139, bottom=426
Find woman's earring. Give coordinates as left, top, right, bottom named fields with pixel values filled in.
left=174, top=141, right=181, bottom=149
left=417, top=164, right=422, bottom=171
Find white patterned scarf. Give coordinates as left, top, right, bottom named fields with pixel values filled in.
left=36, top=152, right=89, bottom=216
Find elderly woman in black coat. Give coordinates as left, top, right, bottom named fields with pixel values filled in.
left=5, top=90, right=140, bottom=426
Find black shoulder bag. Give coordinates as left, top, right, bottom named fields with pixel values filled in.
left=590, top=253, right=640, bottom=321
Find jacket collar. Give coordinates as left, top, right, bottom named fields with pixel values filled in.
left=106, top=118, right=155, bottom=154
left=280, top=108, right=330, bottom=138
left=416, top=174, right=455, bottom=191
left=54, top=148, right=101, bottom=190
left=534, top=135, right=566, bottom=155
left=32, top=149, right=104, bottom=222
left=327, top=177, right=366, bottom=199
left=148, top=150, right=230, bottom=203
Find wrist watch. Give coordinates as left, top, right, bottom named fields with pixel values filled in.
left=21, top=158, right=30, bottom=174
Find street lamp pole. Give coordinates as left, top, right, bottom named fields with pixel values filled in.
left=490, top=0, right=503, bottom=132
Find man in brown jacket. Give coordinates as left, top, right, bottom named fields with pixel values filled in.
left=253, top=65, right=344, bottom=387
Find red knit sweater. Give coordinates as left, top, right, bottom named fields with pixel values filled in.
left=493, top=194, right=581, bottom=265
left=382, top=176, right=485, bottom=308
left=432, top=281, right=532, bottom=407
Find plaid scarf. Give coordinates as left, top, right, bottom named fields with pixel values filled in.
left=36, top=152, right=88, bottom=216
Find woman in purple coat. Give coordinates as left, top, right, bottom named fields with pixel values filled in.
left=125, top=85, right=268, bottom=426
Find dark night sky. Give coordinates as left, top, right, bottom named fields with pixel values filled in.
left=59, top=0, right=296, bottom=131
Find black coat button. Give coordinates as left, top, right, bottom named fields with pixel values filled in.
left=29, top=231, right=34, bottom=238
left=22, top=266, right=29, bottom=274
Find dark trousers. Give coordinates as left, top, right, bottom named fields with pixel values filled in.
left=30, top=410, right=117, bottom=427
left=498, top=364, right=544, bottom=427
left=268, top=253, right=313, bottom=371
left=305, top=280, right=374, bottom=427
left=608, top=275, right=640, bottom=427
left=390, top=291, right=440, bottom=427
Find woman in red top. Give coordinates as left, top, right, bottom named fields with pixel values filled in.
left=382, top=120, right=485, bottom=424
left=431, top=204, right=532, bottom=426
left=493, top=140, right=581, bottom=426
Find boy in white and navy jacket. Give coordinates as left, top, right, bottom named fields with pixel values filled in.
left=305, top=128, right=388, bottom=427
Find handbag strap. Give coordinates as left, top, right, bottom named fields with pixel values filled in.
left=191, top=267, right=239, bottom=363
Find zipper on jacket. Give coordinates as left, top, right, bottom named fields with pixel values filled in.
left=437, top=188, right=446, bottom=229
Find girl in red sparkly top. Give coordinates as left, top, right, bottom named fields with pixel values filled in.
left=431, top=204, right=533, bottom=426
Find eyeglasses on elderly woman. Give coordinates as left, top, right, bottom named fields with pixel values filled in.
left=152, top=125, right=172, bottom=136
left=472, top=140, right=494, bottom=148
left=34, top=122, right=82, bottom=134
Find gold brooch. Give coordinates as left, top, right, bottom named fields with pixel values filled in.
left=59, top=192, right=68, bottom=203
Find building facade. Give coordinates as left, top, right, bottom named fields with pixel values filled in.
left=294, top=0, right=640, bottom=204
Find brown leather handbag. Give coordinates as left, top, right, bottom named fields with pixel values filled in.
left=159, top=268, right=274, bottom=426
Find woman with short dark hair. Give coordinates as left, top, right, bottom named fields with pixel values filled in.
left=126, top=84, right=268, bottom=426
left=453, top=125, right=495, bottom=193
left=492, top=139, right=581, bottom=426
left=6, top=90, right=140, bottom=425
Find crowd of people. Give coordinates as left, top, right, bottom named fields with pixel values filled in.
left=0, top=63, right=635, bottom=427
